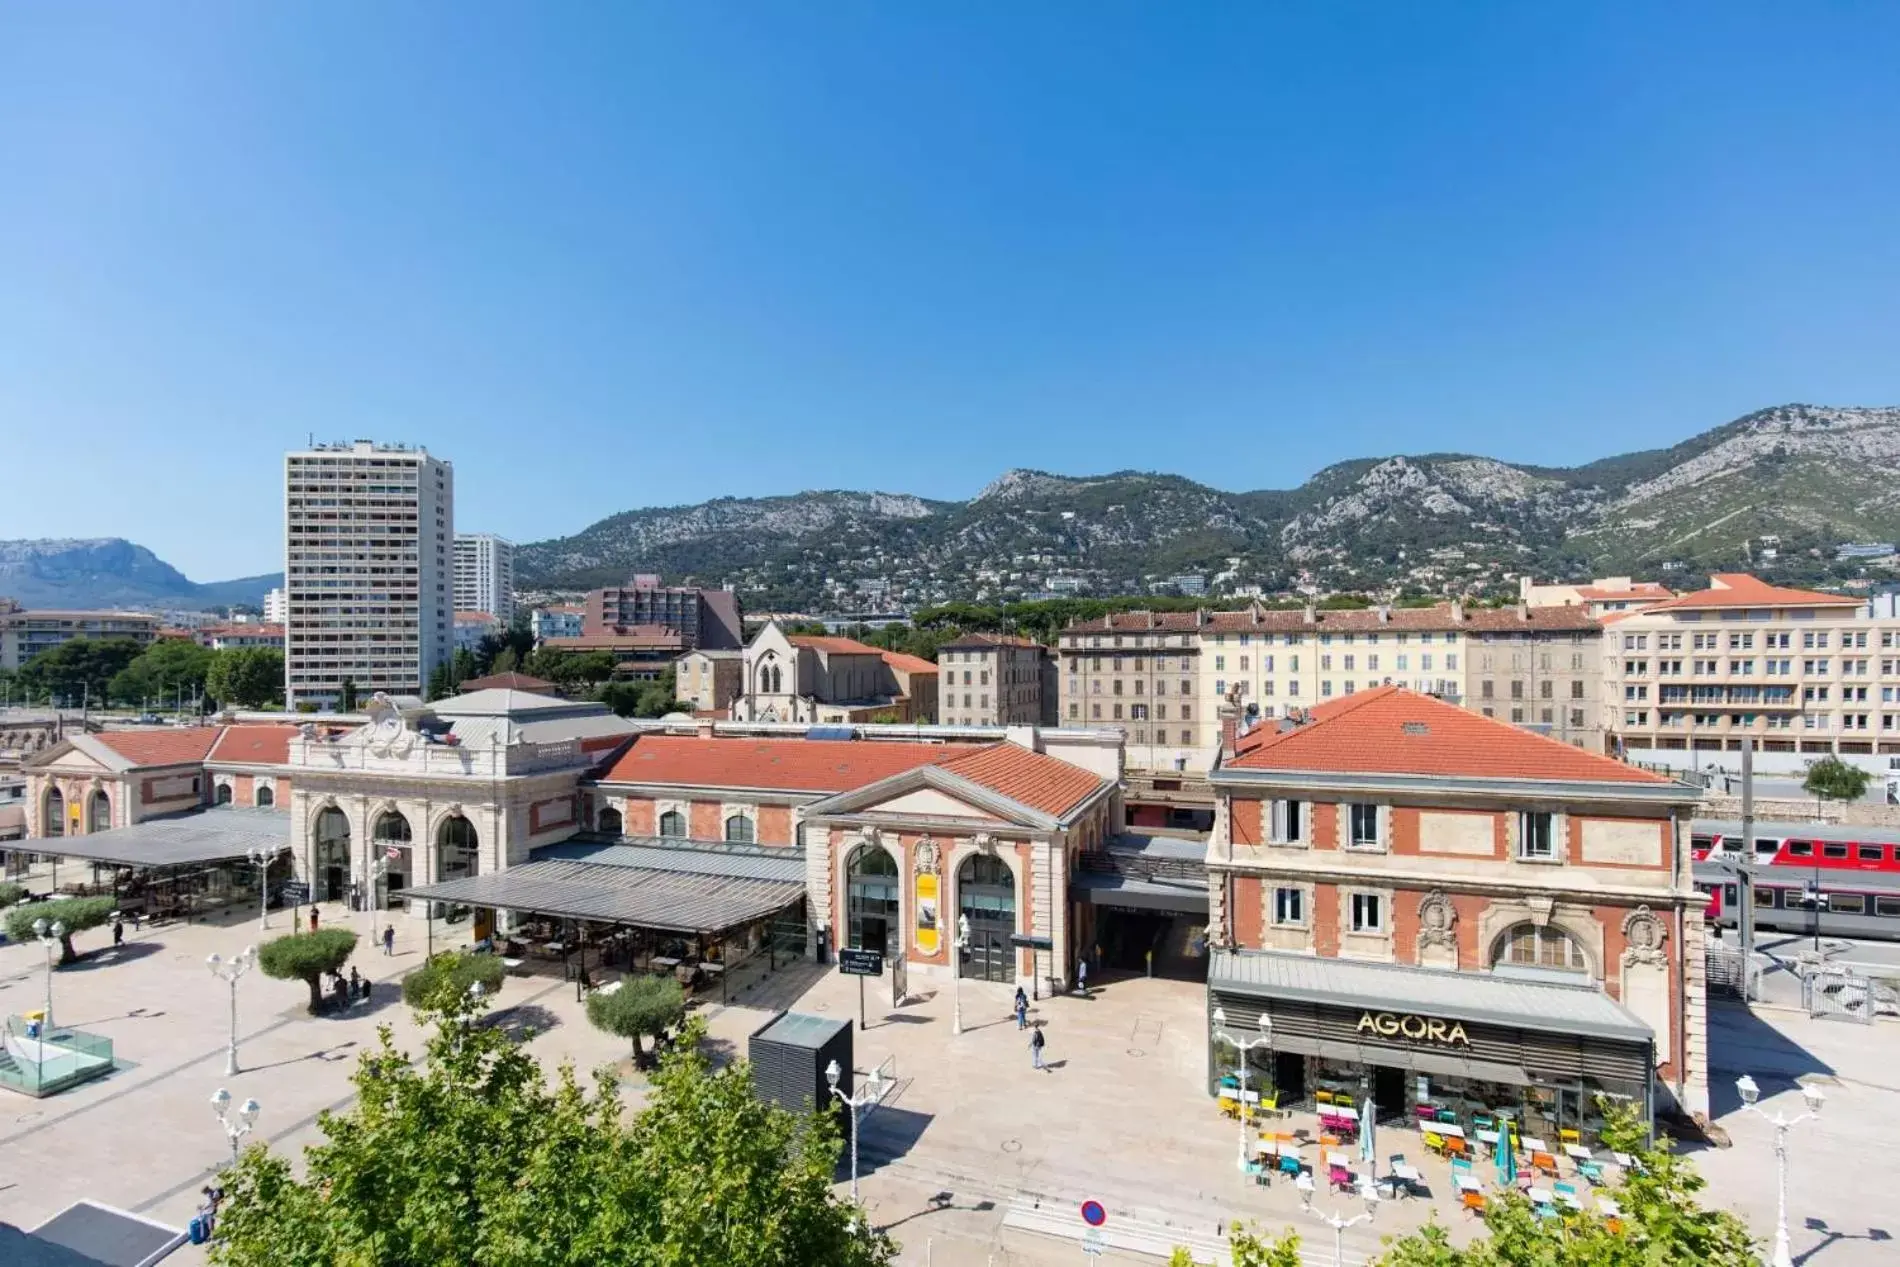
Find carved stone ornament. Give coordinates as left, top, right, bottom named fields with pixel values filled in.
left=1621, top=905, right=1668, bottom=964
left=972, top=832, right=996, bottom=854
left=1526, top=895, right=1556, bottom=928
left=915, top=836, right=941, bottom=876
left=1416, top=890, right=1458, bottom=948
left=364, top=693, right=416, bottom=757
left=860, top=825, right=882, bottom=850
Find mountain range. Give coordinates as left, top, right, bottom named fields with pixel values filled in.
left=9, top=404, right=1900, bottom=614
left=0, top=539, right=280, bottom=612
left=516, top=404, right=1900, bottom=608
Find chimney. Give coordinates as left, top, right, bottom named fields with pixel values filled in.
left=1104, top=613, right=1114, bottom=631
left=1450, top=600, right=1466, bottom=624
left=1377, top=604, right=1391, bottom=623
left=1516, top=602, right=1529, bottom=623
left=1303, top=604, right=1317, bottom=625
left=1218, top=702, right=1240, bottom=762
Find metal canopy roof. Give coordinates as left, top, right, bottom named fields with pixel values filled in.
left=531, top=839, right=806, bottom=883
left=1070, top=872, right=1209, bottom=914
left=36, top=808, right=288, bottom=869
left=1209, top=949, right=1654, bottom=1044
left=403, top=857, right=803, bottom=935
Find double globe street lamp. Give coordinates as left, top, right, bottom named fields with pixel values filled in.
left=211, top=1087, right=262, bottom=1163
left=208, top=946, right=259, bottom=1076
left=1299, top=1177, right=1379, bottom=1267
left=825, top=1058, right=886, bottom=1204
left=1210, top=1006, right=1273, bottom=1171
left=247, top=844, right=276, bottom=931
left=1736, top=1073, right=1825, bottom=1267
left=32, top=918, right=66, bottom=1033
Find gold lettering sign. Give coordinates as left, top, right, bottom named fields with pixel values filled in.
left=1356, top=1010, right=1469, bottom=1047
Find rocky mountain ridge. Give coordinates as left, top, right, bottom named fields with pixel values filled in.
left=0, top=539, right=279, bottom=611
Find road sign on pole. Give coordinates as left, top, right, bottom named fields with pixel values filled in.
left=1082, top=1226, right=1104, bottom=1259
left=1080, top=1200, right=1106, bottom=1227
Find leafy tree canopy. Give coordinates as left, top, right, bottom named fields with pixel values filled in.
left=108, top=637, right=215, bottom=706
left=206, top=647, right=285, bottom=709
left=15, top=637, right=144, bottom=705
left=4, top=895, right=116, bottom=964
left=402, top=951, right=506, bottom=1014
left=0, top=882, right=25, bottom=908
left=207, top=1001, right=894, bottom=1267
left=258, top=928, right=359, bottom=1013
left=585, top=975, right=686, bottom=1067
left=1802, top=755, right=1871, bottom=804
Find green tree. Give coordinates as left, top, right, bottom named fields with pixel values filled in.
left=426, top=661, right=453, bottom=702
left=258, top=928, right=360, bottom=1013
left=205, top=647, right=285, bottom=709
left=17, top=637, right=143, bottom=706
left=490, top=646, right=520, bottom=675
left=586, top=975, right=687, bottom=1068
left=207, top=1001, right=893, bottom=1267
left=0, top=882, right=25, bottom=908
left=109, top=637, right=215, bottom=707
left=339, top=677, right=360, bottom=710
left=1802, top=755, right=1870, bottom=813
left=3, top=895, right=116, bottom=964
left=1170, top=1226, right=1301, bottom=1267
left=402, top=951, right=506, bottom=1014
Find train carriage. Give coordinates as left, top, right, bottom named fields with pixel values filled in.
left=1692, top=818, right=1900, bottom=942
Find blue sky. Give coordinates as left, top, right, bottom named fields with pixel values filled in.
left=3, top=4, right=1897, bottom=580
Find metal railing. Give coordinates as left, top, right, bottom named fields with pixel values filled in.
left=0, top=1015, right=115, bottom=1097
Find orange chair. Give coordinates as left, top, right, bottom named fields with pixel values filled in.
left=1461, top=1191, right=1486, bottom=1215
left=1532, top=1151, right=1559, bottom=1176
left=1605, top=1217, right=1625, bottom=1235
left=1319, top=1133, right=1341, bottom=1149
left=1444, top=1136, right=1468, bottom=1161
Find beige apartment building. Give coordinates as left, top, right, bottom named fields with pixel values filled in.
left=0, top=601, right=162, bottom=671
left=937, top=633, right=1050, bottom=726
left=675, top=649, right=742, bottom=714
left=1600, top=573, right=1900, bottom=763
left=1057, top=602, right=1604, bottom=772
left=1520, top=575, right=1675, bottom=618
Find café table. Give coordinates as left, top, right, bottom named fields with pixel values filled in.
left=1325, top=1149, right=1354, bottom=1168
left=1520, top=1136, right=1549, bottom=1155
left=700, top=962, right=725, bottom=976
left=1453, top=1173, right=1483, bottom=1194
left=1431, top=1121, right=1467, bottom=1139
left=651, top=955, right=682, bottom=970
left=1387, top=1161, right=1422, bottom=1198
left=1563, top=1143, right=1594, bottom=1163
left=1597, top=1197, right=1622, bottom=1218
left=1320, top=1103, right=1360, bottom=1121
left=1527, top=1186, right=1555, bottom=1208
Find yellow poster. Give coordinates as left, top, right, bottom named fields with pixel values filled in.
left=915, top=873, right=940, bottom=955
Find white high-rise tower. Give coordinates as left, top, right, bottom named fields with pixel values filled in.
left=284, top=441, right=453, bottom=709
left=453, top=533, right=516, bottom=623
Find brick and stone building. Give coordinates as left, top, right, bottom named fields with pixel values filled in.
left=1204, top=685, right=1706, bottom=1129
left=937, top=633, right=1051, bottom=727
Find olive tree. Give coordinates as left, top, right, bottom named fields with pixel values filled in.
left=258, top=928, right=359, bottom=1013
left=4, top=895, right=116, bottom=964
left=402, top=951, right=506, bottom=1014
left=586, top=975, right=686, bottom=1069
left=1803, top=755, right=1871, bottom=816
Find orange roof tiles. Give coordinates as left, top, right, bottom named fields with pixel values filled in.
left=1645, top=573, right=1861, bottom=611
left=208, top=724, right=303, bottom=767
left=93, top=726, right=223, bottom=768
left=937, top=744, right=1103, bottom=817
left=1573, top=584, right=1672, bottom=601
left=598, top=736, right=978, bottom=793
left=1228, top=686, right=1666, bottom=785
left=789, top=635, right=884, bottom=656
left=879, top=651, right=938, bottom=675
left=941, top=632, right=1045, bottom=651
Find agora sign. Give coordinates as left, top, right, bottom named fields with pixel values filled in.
left=1356, top=1010, right=1470, bottom=1047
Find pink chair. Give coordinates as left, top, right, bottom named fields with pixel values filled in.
left=1328, top=1164, right=1354, bottom=1193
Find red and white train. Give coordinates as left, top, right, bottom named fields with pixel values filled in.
left=1692, top=818, right=1900, bottom=942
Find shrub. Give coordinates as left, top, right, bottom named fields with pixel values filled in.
left=258, top=928, right=360, bottom=1013
left=402, top=951, right=506, bottom=1014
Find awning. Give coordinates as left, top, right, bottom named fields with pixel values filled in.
left=1210, top=948, right=1653, bottom=1044
left=3, top=1199, right=186, bottom=1267
left=1070, top=872, right=1209, bottom=915
left=402, top=853, right=804, bottom=935
left=31, top=808, right=288, bottom=869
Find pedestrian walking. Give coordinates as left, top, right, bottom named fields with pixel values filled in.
left=308, top=905, right=319, bottom=933
left=112, top=917, right=125, bottom=947
left=1076, top=958, right=1089, bottom=997
left=1030, top=1023, right=1047, bottom=1071
left=1014, top=987, right=1028, bottom=1030
left=348, top=966, right=364, bottom=1001
left=382, top=923, right=396, bottom=956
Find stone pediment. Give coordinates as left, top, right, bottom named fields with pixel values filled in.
left=803, top=764, right=1055, bottom=831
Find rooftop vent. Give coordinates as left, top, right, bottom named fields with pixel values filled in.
left=1401, top=722, right=1429, bottom=735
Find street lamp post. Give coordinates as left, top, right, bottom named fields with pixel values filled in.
left=207, top=946, right=258, bottom=1076
left=1736, top=1073, right=1825, bottom=1267
left=1300, top=1179, right=1380, bottom=1267
left=210, top=1087, right=261, bottom=1163
left=952, top=914, right=971, bottom=1036
left=825, top=1058, right=886, bottom=1203
left=32, top=918, right=66, bottom=1033
left=248, top=845, right=275, bottom=931
left=1211, top=1006, right=1274, bottom=1171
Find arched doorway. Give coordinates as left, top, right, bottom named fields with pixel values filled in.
left=88, top=790, right=111, bottom=833
left=215, top=783, right=234, bottom=806
left=596, top=806, right=623, bottom=836
left=437, top=814, right=479, bottom=883
left=372, top=811, right=413, bottom=907
left=43, top=787, right=65, bottom=837
left=845, top=845, right=900, bottom=954
left=957, top=852, right=1017, bottom=982
left=313, top=807, right=351, bottom=902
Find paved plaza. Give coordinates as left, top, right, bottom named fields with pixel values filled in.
left=1, top=912, right=1896, bottom=1266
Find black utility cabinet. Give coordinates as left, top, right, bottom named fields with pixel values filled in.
left=749, top=1011, right=853, bottom=1121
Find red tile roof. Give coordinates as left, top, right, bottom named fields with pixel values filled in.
left=594, top=735, right=1107, bottom=817
left=880, top=651, right=938, bottom=676
left=92, top=726, right=223, bottom=768
left=458, top=672, right=558, bottom=693
left=941, top=632, right=1046, bottom=651
left=1573, top=584, right=1672, bottom=601
left=597, top=736, right=979, bottom=793
left=208, top=724, right=303, bottom=767
left=937, top=744, right=1104, bottom=817
left=789, top=635, right=884, bottom=656
left=1644, top=573, right=1861, bottom=611
left=1228, top=686, right=1666, bottom=785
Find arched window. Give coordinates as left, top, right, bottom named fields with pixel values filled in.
left=597, top=806, right=623, bottom=836
left=724, top=814, right=755, bottom=844
left=1491, top=922, right=1589, bottom=973
left=255, top=783, right=275, bottom=808
left=215, top=783, right=234, bottom=805
left=846, top=845, right=900, bottom=952
left=437, top=814, right=479, bottom=882
left=373, top=811, right=413, bottom=843
left=313, top=807, right=352, bottom=902
left=957, top=851, right=1017, bottom=983
left=658, top=809, right=686, bottom=838
left=42, top=788, right=64, bottom=837
left=88, top=790, right=111, bottom=833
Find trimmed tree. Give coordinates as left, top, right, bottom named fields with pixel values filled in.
left=586, top=975, right=686, bottom=1069
left=402, top=951, right=506, bottom=1014
left=0, top=882, right=26, bottom=908
left=1803, top=755, right=1871, bottom=817
left=4, top=895, right=116, bottom=964
left=259, top=928, right=360, bottom=1013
